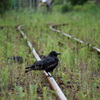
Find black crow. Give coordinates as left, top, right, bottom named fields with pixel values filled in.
left=25, top=51, right=60, bottom=76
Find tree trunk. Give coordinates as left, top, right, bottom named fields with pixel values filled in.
left=18, top=0, right=21, bottom=9
left=34, top=0, right=37, bottom=8
left=30, top=0, right=32, bottom=8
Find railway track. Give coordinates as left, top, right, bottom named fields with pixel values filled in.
left=50, top=24, right=100, bottom=56
left=18, top=23, right=99, bottom=100
left=18, top=25, right=67, bottom=100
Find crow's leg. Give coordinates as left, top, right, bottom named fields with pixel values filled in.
left=47, top=72, right=52, bottom=77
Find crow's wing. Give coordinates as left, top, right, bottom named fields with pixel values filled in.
left=26, top=55, right=56, bottom=70
left=34, top=55, right=56, bottom=67
left=45, top=61, right=58, bottom=72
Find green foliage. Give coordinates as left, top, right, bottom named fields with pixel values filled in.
left=0, top=5, right=100, bottom=100
left=83, top=2, right=97, bottom=10
left=10, top=0, right=15, bottom=8
left=68, top=0, right=88, bottom=5
left=15, top=85, right=26, bottom=99
left=0, top=0, right=11, bottom=15
left=73, top=2, right=97, bottom=12
left=61, top=4, right=72, bottom=13
left=54, top=0, right=64, bottom=5
left=43, top=87, right=48, bottom=100
left=73, top=5, right=83, bottom=11
left=29, top=84, right=38, bottom=100
left=0, top=67, right=9, bottom=92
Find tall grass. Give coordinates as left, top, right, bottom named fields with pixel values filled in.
left=0, top=4, right=100, bottom=100
left=29, top=84, right=38, bottom=100
left=0, top=67, right=9, bottom=92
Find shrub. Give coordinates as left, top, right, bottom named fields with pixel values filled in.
left=73, top=5, right=83, bottom=11
left=0, top=2, right=4, bottom=15
left=0, top=0, right=10, bottom=15
left=61, top=4, right=72, bottom=13
left=83, top=3, right=97, bottom=10
left=73, top=3, right=97, bottom=11
left=54, top=0, right=63, bottom=5
left=69, top=0, right=88, bottom=5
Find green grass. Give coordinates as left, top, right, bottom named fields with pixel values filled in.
left=0, top=4, right=100, bottom=100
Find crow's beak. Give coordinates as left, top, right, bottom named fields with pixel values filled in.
left=57, top=53, right=61, bottom=55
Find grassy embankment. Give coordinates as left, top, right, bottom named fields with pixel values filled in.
left=0, top=4, right=100, bottom=100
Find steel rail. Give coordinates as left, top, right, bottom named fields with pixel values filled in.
left=18, top=25, right=67, bottom=100
left=50, top=24, right=100, bottom=55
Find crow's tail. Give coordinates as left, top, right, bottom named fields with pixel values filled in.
left=25, top=64, right=35, bottom=69
left=25, top=64, right=43, bottom=73
left=25, top=64, right=35, bottom=73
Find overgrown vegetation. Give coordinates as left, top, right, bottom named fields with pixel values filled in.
left=68, top=0, right=88, bottom=5
left=61, top=4, right=72, bottom=13
left=61, top=1, right=97, bottom=13
left=0, top=3, right=100, bottom=100
left=0, top=0, right=11, bottom=15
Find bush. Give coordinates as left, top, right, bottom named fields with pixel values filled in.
left=69, top=0, right=88, bottom=5
left=0, top=0, right=10, bottom=15
left=61, top=4, right=72, bottom=13
left=54, top=0, right=64, bottom=5
left=83, top=2, right=97, bottom=10
left=73, top=5, right=83, bottom=11
left=0, top=2, right=4, bottom=15
left=73, top=3, right=97, bottom=11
